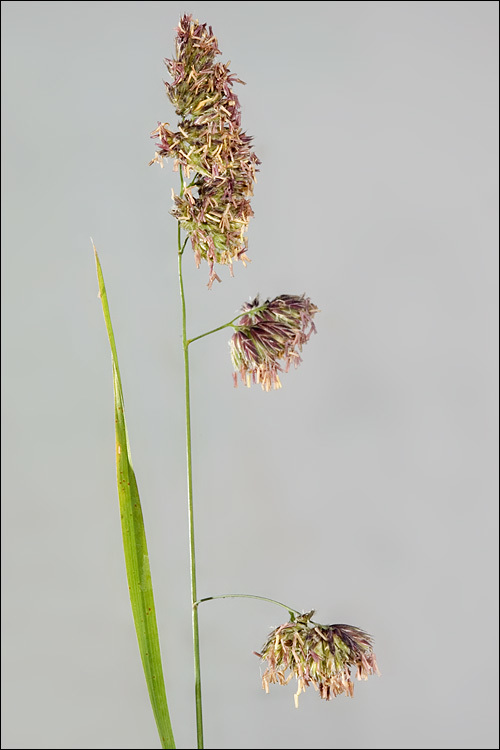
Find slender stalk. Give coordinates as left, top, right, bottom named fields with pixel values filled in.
left=178, top=226, right=204, bottom=749
left=187, top=319, right=238, bottom=345
left=194, top=593, right=303, bottom=620
left=187, top=305, right=269, bottom=346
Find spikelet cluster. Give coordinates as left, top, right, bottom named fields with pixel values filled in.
left=230, top=295, right=319, bottom=390
left=256, top=612, right=379, bottom=706
left=150, top=15, right=260, bottom=287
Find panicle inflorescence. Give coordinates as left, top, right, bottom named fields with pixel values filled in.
left=230, top=295, right=319, bottom=391
left=150, top=14, right=260, bottom=287
left=256, top=611, right=379, bottom=707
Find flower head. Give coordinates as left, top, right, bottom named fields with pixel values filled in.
left=255, top=611, right=379, bottom=707
left=230, top=295, right=319, bottom=390
left=150, top=15, right=260, bottom=287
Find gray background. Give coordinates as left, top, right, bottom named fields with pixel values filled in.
left=1, top=1, right=498, bottom=748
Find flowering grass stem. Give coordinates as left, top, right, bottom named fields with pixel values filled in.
left=92, top=13, right=379, bottom=747
left=145, top=12, right=376, bottom=743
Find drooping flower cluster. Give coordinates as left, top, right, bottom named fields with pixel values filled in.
left=230, top=295, right=319, bottom=390
left=150, top=14, right=260, bottom=287
left=255, top=611, right=379, bottom=707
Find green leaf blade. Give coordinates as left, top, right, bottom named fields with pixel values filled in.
left=94, top=245, right=175, bottom=749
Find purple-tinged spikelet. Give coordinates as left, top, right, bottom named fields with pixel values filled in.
left=150, top=15, right=260, bottom=287
left=255, top=611, right=380, bottom=706
left=230, top=295, right=319, bottom=390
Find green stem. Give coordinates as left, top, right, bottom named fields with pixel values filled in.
left=194, top=593, right=303, bottom=620
left=178, top=228, right=204, bottom=749
left=187, top=317, right=239, bottom=345
left=187, top=305, right=269, bottom=346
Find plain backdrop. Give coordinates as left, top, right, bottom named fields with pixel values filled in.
left=1, top=2, right=498, bottom=749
